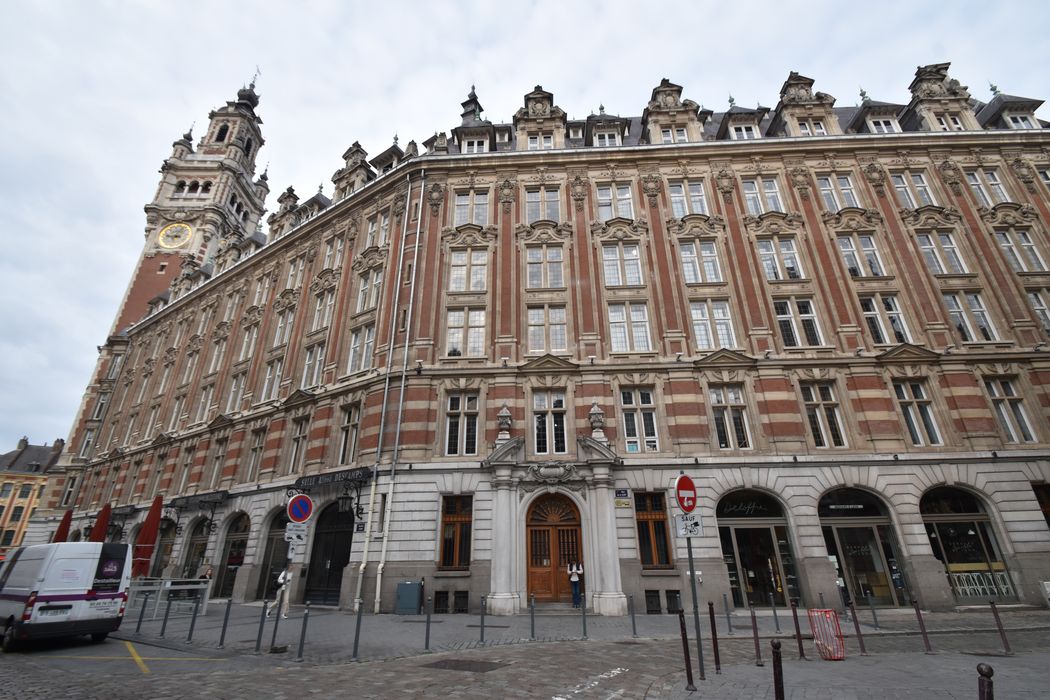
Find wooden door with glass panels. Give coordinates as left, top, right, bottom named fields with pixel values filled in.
left=526, top=494, right=581, bottom=602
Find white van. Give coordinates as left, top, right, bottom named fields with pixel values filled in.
left=0, top=542, right=131, bottom=651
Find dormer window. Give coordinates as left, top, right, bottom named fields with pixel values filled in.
left=661, top=127, right=688, bottom=144
left=595, top=131, right=619, bottom=147
left=496, top=131, right=510, bottom=143
left=463, top=139, right=487, bottom=154
left=797, top=120, right=826, bottom=136
left=731, top=124, right=759, bottom=140
left=527, top=134, right=553, bottom=151
left=935, top=114, right=964, bottom=131
left=1007, top=114, right=1037, bottom=129
left=868, top=118, right=899, bottom=134
left=570, top=127, right=583, bottom=139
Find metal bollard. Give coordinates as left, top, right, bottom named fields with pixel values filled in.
left=749, top=603, right=764, bottom=667
left=187, top=593, right=202, bottom=642
left=708, top=601, right=721, bottom=674
left=790, top=599, right=806, bottom=660
left=771, top=639, right=785, bottom=700
left=989, top=601, right=1012, bottom=656
left=159, top=595, right=174, bottom=638
left=351, top=597, right=364, bottom=661
left=848, top=603, right=867, bottom=655
left=479, top=595, right=486, bottom=644
left=818, top=591, right=826, bottom=609
left=629, top=594, right=638, bottom=638
left=135, top=592, right=151, bottom=634
left=723, top=593, right=733, bottom=635
left=218, top=598, right=232, bottom=648
left=268, top=599, right=282, bottom=651
left=867, top=595, right=880, bottom=630
left=977, top=663, right=995, bottom=700
left=424, top=596, right=432, bottom=652
left=677, top=609, right=697, bottom=692
left=769, top=592, right=782, bottom=633
left=911, top=599, right=933, bottom=654
left=581, top=593, right=587, bottom=639
left=530, top=594, right=536, bottom=640
left=254, top=599, right=268, bottom=653
left=294, top=603, right=310, bottom=663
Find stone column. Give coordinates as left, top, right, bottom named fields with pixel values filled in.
left=487, top=466, right=519, bottom=615
left=591, top=465, right=627, bottom=615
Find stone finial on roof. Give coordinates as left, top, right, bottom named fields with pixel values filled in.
left=989, top=82, right=1001, bottom=97
left=859, top=87, right=869, bottom=103
left=728, top=94, right=736, bottom=108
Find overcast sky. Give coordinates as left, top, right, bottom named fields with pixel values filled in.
left=1, top=1, right=1048, bottom=451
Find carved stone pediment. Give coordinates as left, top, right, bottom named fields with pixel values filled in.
left=485, top=435, right=524, bottom=466
left=821, top=207, right=883, bottom=231
left=875, top=343, right=941, bottom=364
left=899, top=205, right=961, bottom=228
left=282, top=389, right=316, bottom=408
left=518, top=461, right=587, bottom=497
left=185, top=334, right=204, bottom=353
left=151, top=432, right=174, bottom=447
left=241, top=305, right=263, bottom=328
left=352, top=246, right=387, bottom=272
left=310, top=268, right=338, bottom=293
left=206, top=413, right=234, bottom=430
left=666, top=214, right=726, bottom=237
left=694, top=348, right=758, bottom=370
left=515, top=221, right=572, bottom=243
left=163, top=347, right=178, bottom=365
left=590, top=217, right=649, bottom=240
left=578, top=435, right=618, bottom=463
left=212, top=321, right=231, bottom=340
left=978, top=202, right=1039, bottom=226
left=273, top=288, right=300, bottom=312
left=742, top=211, right=804, bottom=235
left=520, top=354, right=579, bottom=373
left=441, top=223, right=498, bottom=248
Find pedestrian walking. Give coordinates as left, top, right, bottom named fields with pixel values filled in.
left=268, top=563, right=293, bottom=619
left=568, top=561, right=583, bottom=608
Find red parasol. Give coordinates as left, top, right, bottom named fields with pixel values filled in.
left=51, top=509, right=73, bottom=543
left=131, top=496, right=163, bottom=577
left=88, top=503, right=112, bottom=543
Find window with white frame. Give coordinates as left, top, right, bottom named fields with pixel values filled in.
left=837, top=234, right=885, bottom=278
left=757, top=237, right=803, bottom=280
left=195, top=384, right=214, bottom=424
left=860, top=294, right=910, bottom=344
left=1027, top=289, right=1050, bottom=334
left=261, top=358, right=283, bottom=401
left=312, top=288, right=336, bottom=330
left=447, top=308, right=485, bottom=357
left=680, top=240, right=722, bottom=283
left=661, top=127, right=688, bottom=144
left=285, top=256, right=306, bottom=289
left=935, top=113, right=964, bottom=131
left=710, top=384, right=750, bottom=449
left=288, top=418, right=309, bottom=473
left=943, top=292, right=997, bottom=342
left=797, top=119, right=827, bottom=136
left=1041, top=169, right=1050, bottom=191
left=226, top=372, right=246, bottom=413
left=621, top=388, right=658, bottom=452
left=301, top=343, right=326, bottom=388
left=526, top=245, right=564, bottom=288
left=347, top=324, right=375, bottom=373
left=690, top=300, right=736, bottom=350
left=356, top=268, right=383, bottom=313
left=526, top=187, right=560, bottom=223
left=985, top=378, right=1035, bottom=443
left=243, top=429, right=265, bottom=482
left=91, top=392, right=111, bottom=421
left=252, top=276, right=270, bottom=307
left=967, top=170, right=1009, bottom=207
left=462, top=139, right=487, bottom=154
left=196, top=306, right=215, bottom=337
left=156, top=364, right=172, bottom=395
left=449, top=249, right=488, bottom=292
left=106, top=353, right=123, bottom=380
left=322, top=236, right=345, bottom=269
left=742, top=177, right=783, bottom=215
left=868, top=118, right=899, bottom=134
left=669, top=181, right=709, bottom=217
left=731, top=124, right=759, bottom=140
left=995, top=228, right=1046, bottom=272
left=774, top=298, right=822, bottom=347
left=167, top=395, right=185, bottom=432
left=122, top=414, right=137, bottom=446
left=917, top=232, right=967, bottom=274
left=602, top=242, right=643, bottom=286
left=272, top=308, right=294, bottom=347
left=338, top=405, right=359, bottom=464
left=817, top=175, right=860, bottom=210
left=59, top=475, right=78, bottom=508
left=801, top=383, right=846, bottom=448
left=527, top=134, right=553, bottom=150
left=533, top=390, right=567, bottom=454
left=209, top=438, right=228, bottom=488
left=527, top=305, right=567, bottom=353
left=454, top=191, right=489, bottom=226
left=239, top=324, right=259, bottom=361
left=608, top=302, right=652, bottom=352
left=445, top=393, right=479, bottom=456
left=891, top=172, right=936, bottom=208
left=1007, top=114, right=1037, bottom=129
left=893, top=380, right=942, bottom=446
left=594, top=131, right=619, bottom=147
left=597, top=184, right=634, bottom=220
left=78, top=429, right=95, bottom=459
left=207, top=338, right=227, bottom=374
left=144, top=405, right=159, bottom=439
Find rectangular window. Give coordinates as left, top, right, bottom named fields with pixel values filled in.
left=798, top=119, right=827, bottom=136
left=155, top=364, right=172, bottom=395
left=690, top=300, right=736, bottom=350
left=312, top=288, right=336, bottom=330
left=893, top=381, right=941, bottom=446
left=680, top=240, right=722, bottom=284
left=462, top=139, right=486, bottom=154
left=244, top=429, right=265, bottom=482
left=195, top=384, right=214, bottom=423
left=207, top=338, right=227, bottom=374
left=445, top=393, right=479, bottom=456
left=322, top=236, right=345, bottom=269
left=448, top=249, right=488, bottom=292
left=78, top=429, right=96, bottom=459
left=527, top=134, right=553, bottom=150
left=446, top=309, right=486, bottom=357
left=338, top=405, right=359, bottom=464
left=917, top=232, right=967, bottom=274
left=10, top=506, right=24, bottom=522
left=710, top=384, right=750, bottom=449
left=608, top=303, right=652, bottom=352
left=621, top=388, right=658, bottom=452
left=91, top=392, right=111, bottom=421
left=635, top=492, right=672, bottom=568
left=731, top=124, right=758, bottom=140
left=261, top=358, right=283, bottom=401
left=59, top=475, right=79, bottom=508
left=944, top=292, right=997, bottom=342
left=167, top=395, right=185, bottom=432
left=1027, top=290, right=1050, bottom=334
left=801, top=383, right=846, bottom=448
left=967, top=170, right=1009, bottom=207
left=144, top=405, right=159, bottom=439
left=837, top=234, right=885, bottom=277
left=527, top=305, right=567, bottom=353
left=288, top=418, right=309, bottom=473
left=1039, top=169, right=1050, bottom=191
left=860, top=294, right=909, bottom=344
left=226, top=372, right=246, bottom=413
left=741, top=177, right=782, bottom=215
left=347, top=324, right=375, bottom=373
left=272, top=308, right=295, bottom=347
left=774, top=298, right=822, bottom=347
left=817, top=175, right=860, bottom=210
left=660, top=127, right=688, bottom=144
left=869, top=118, right=898, bottom=134
left=285, top=256, right=306, bottom=289
left=594, top=131, right=619, bottom=147
left=757, top=237, right=803, bottom=280
left=936, top=114, right=964, bottom=131
left=301, top=343, right=326, bottom=388
left=891, top=172, right=936, bottom=208
left=526, top=245, right=564, bottom=289
left=602, top=243, right=643, bottom=286
left=210, top=438, right=228, bottom=489
left=439, top=495, right=473, bottom=569
left=995, top=229, right=1046, bottom=273
left=1008, top=114, right=1036, bottom=129
left=597, top=184, right=633, bottom=221
left=526, top=187, right=561, bottom=223
left=454, top=191, right=489, bottom=226
left=106, top=354, right=123, bottom=380
left=239, top=324, right=259, bottom=361
left=985, top=378, right=1035, bottom=443
left=252, top=276, right=270, bottom=307
left=533, top=391, right=567, bottom=454
left=17, top=484, right=32, bottom=499
left=669, top=181, right=708, bottom=217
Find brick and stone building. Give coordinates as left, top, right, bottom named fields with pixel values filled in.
left=1, top=437, right=62, bottom=558
left=31, top=62, right=1050, bottom=613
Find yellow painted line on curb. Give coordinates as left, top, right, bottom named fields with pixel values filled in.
left=125, top=641, right=151, bottom=675
left=44, top=655, right=228, bottom=662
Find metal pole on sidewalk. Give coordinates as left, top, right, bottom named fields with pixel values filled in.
left=159, top=596, right=173, bottom=638
left=187, top=593, right=202, bottom=642
left=769, top=592, right=781, bottom=633
left=677, top=609, right=696, bottom=692
left=135, top=592, right=150, bottom=634
left=707, top=601, right=721, bottom=674
left=790, top=599, right=806, bottom=660
left=218, top=598, right=232, bottom=648
left=818, top=591, right=826, bottom=609
left=911, top=599, right=933, bottom=654
left=424, top=595, right=432, bottom=652
left=479, top=595, right=486, bottom=644
left=989, top=600, right=1012, bottom=656
left=629, top=593, right=638, bottom=638
left=581, top=593, right=587, bottom=639
left=771, top=639, right=785, bottom=700
left=351, top=597, right=364, bottom=661
left=255, top=599, right=268, bottom=653
left=723, top=593, right=733, bottom=634
left=268, top=599, right=282, bottom=651
left=294, top=603, right=310, bottom=663
left=685, top=536, right=705, bottom=680
left=749, top=602, right=764, bottom=667
left=530, top=594, right=536, bottom=640
left=867, top=595, right=880, bottom=629
left=848, top=602, right=867, bottom=655
left=977, top=663, right=995, bottom=700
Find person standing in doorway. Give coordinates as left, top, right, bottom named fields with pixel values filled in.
left=268, top=563, right=293, bottom=619
left=568, top=561, right=583, bottom=608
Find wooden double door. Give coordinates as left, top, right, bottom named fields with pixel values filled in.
left=526, top=494, right=582, bottom=603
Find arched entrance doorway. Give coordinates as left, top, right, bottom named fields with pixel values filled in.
left=256, top=513, right=290, bottom=600
left=214, top=513, right=250, bottom=598
left=150, top=519, right=176, bottom=578
left=819, top=488, right=908, bottom=606
left=717, top=490, right=800, bottom=607
left=181, top=519, right=210, bottom=578
left=304, top=503, right=354, bottom=605
left=526, top=493, right=581, bottom=603
left=920, top=487, right=1015, bottom=601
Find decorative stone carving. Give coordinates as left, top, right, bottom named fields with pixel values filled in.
left=1010, top=157, right=1038, bottom=194
left=240, top=305, right=263, bottom=328
left=978, top=202, right=1038, bottom=226
left=392, top=189, right=407, bottom=220
left=789, top=166, right=811, bottom=200
left=497, top=403, right=512, bottom=431
left=427, top=183, right=445, bottom=216
left=211, top=320, right=231, bottom=340
left=590, top=217, right=649, bottom=240
left=498, top=178, right=517, bottom=213
left=640, top=173, right=663, bottom=207
left=665, top=214, right=726, bottom=237
left=272, top=287, right=300, bottom=312
left=899, top=205, right=962, bottom=227
left=519, top=462, right=585, bottom=494
left=862, top=162, right=887, bottom=198
left=185, top=334, right=204, bottom=353
left=938, top=159, right=963, bottom=196
left=515, top=221, right=572, bottom=243
left=310, top=268, right=338, bottom=293
left=821, top=208, right=883, bottom=231
left=742, top=211, right=804, bottom=235
left=715, top=167, right=735, bottom=202
left=441, top=224, right=498, bottom=248
left=570, top=175, right=589, bottom=211
left=588, top=401, right=608, bottom=445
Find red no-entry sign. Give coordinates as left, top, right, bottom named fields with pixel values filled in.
left=675, top=474, right=697, bottom=513
left=287, top=494, right=314, bottom=523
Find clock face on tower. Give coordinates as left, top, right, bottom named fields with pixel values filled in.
left=157, top=222, right=193, bottom=249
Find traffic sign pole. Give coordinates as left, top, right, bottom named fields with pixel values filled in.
left=687, top=535, right=706, bottom=680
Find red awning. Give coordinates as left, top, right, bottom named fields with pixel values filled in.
left=131, top=496, right=163, bottom=578
left=89, top=503, right=112, bottom=543
left=51, top=509, right=73, bottom=543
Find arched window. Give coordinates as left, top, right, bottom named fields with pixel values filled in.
left=244, top=138, right=253, bottom=158
left=188, top=181, right=200, bottom=195
left=216, top=124, right=229, bottom=142
left=175, top=181, right=187, bottom=195
left=202, top=182, right=212, bottom=194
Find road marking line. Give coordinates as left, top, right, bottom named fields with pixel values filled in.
left=43, top=655, right=227, bottom=662
left=125, top=641, right=151, bottom=675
